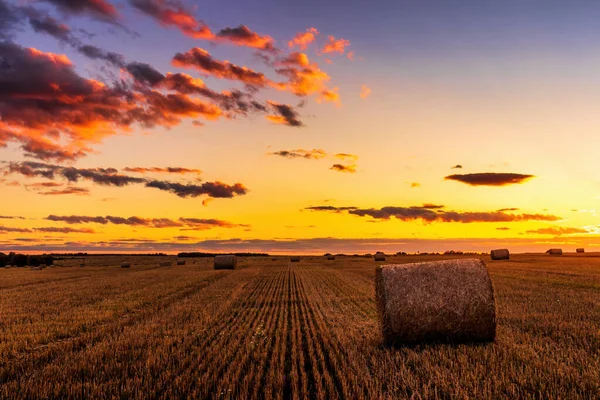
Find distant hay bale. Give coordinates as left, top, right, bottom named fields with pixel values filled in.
left=121, top=262, right=131, bottom=268
left=546, top=249, right=563, bottom=255
left=490, top=249, right=509, bottom=260
left=290, top=256, right=301, bottom=262
left=327, top=255, right=336, bottom=260
left=4, top=265, right=11, bottom=269
left=177, top=260, right=185, bottom=265
left=31, top=266, right=42, bottom=271
left=159, top=261, right=172, bottom=267
left=376, top=258, right=496, bottom=345
left=80, top=263, right=85, bottom=267
left=214, top=255, right=237, bottom=270
left=374, top=253, right=386, bottom=261
left=271, top=258, right=277, bottom=261
left=576, top=248, right=585, bottom=253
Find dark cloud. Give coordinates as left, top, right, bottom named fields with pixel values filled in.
left=497, top=208, right=519, bottom=212
left=0, top=0, right=22, bottom=39
left=35, top=226, right=95, bottom=233
left=445, top=173, right=535, bottom=186
left=46, top=215, right=249, bottom=229
left=172, top=47, right=271, bottom=87
left=304, top=206, right=358, bottom=212
left=128, top=0, right=213, bottom=39
left=496, top=227, right=510, bottom=230
left=0, top=225, right=32, bottom=233
left=451, top=165, right=463, bottom=169
left=330, top=164, right=356, bottom=173
left=37, top=0, right=119, bottom=21
left=0, top=215, right=25, bottom=219
left=5, top=162, right=248, bottom=200
left=269, top=149, right=326, bottom=159
left=38, top=187, right=90, bottom=196
left=216, top=25, right=275, bottom=51
left=266, top=102, right=303, bottom=127
left=145, top=180, right=248, bottom=199
left=306, top=204, right=561, bottom=223
left=123, top=167, right=202, bottom=175
left=526, top=227, right=588, bottom=236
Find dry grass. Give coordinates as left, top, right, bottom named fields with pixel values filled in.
left=1, top=254, right=599, bottom=398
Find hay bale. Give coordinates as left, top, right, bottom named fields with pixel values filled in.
left=547, top=249, right=563, bottom=255
left=121, top=262, right=131, bottom=268
left=376, top=258, right=496, bottom=345
left=159, top=261, right=172, bottom=267
left=290, top=256, right=301, bottom=262
left=490, top=249, right=509, bottom=260
left=4, top=265, right=11, bottom=269
left=31, top=266, right=42, bottom=271
left=80, top=263, right=85, bottom=267
left=576, top=248, right=585, bottom=253
left=214, top=255, right=237, bottom=269
left=177, top=260, right=186, bottom=265
left=271, top=258, right=278, bottom=261
left=374, top=253, right=386, bottom=262
left=327, top=255, right=335, bottom=260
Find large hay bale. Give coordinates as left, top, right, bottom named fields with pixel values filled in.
left=214, top=255, right=237, bottom=270
left=374, top=253, right=386, bottom=262
left=327, top=255, right=335, bottom=260
left=546, top=249, right=563, bottom=255
left=376, top=258, right=496, bottom=345
left=177, top=260, right=186, bottom=265
left=490, top=249, right=509, bottom=260
left=121, top=262, right=131, bottom=268
left=576, top=248, right=585, bottom=253
left=159, top=261, right=172, bottom=267
left=290, top=256, right=301, bottom=262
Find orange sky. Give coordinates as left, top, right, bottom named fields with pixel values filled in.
left=1, top=0, right=599, bottom=254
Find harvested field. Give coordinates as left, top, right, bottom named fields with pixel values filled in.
left=1, top=254, right=599, bottom=398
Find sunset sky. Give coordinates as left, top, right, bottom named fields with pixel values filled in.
left=2, top=0, right=600, bottom=254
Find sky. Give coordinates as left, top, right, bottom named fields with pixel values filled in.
left=1, top=0, right=600, bottom=254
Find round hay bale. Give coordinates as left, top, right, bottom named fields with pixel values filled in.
left=376, top=258, right=496, bottom=345
left=121, top=262, right=131, bottom=268
left=546, top=248, right=563, bottom=255
left=327, top=255, right=336, bottom=260
left=177, top=260, right=186, bottom=265
left=290, top=256, right=301, bottom=262
left=490, top=249, right=509, bottom=260
left=5, top=265, right=11, bottom=269
left=214, top=255, right=237, bottom=270
left=576, top=248, right=585, bottom=253
left=374, top=253, right=386, bottom=262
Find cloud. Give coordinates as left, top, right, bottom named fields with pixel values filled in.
left=320, top=36, right=350, bottom=55
left=360, top=85, right=371, bottom=99
left=172, top=47, right=270, bottom=87
left=216, top=25, right=275, bottom=51
left=266, top=102, right=303, bottom=127
left=0, top=225, right=32, bottom=233
left=274, top=54, right=332, bottom=97
left=45, top=215, right=248, bottom=229
left=5, top=162, right=248, bottom=200
left=123, top=167, right=202, bottom=175
left=410, top=182, right=421, bottom=188
left=269, top=149, right=326, bottom=159
left=306, top=204, right=561, bottom=223
left=0, top=42, right=224, bottom=161
left=497, top=208, right=519, bottom=212
left=39, top=187, right=90, bottom=196
left=128, top=0, right=213, bottom=39
left=526, top=227, right=588, bottom=236
left=330, top=164, right=356, bottom=173
left=451, top=164, right=463, bottom=169
left=38, top=0, right=119, bottom=21
left=496, top=227, right=511, bottom=231
left=334, top=153, right=359, bottom=162
left=445, top=173, right=535, bottom=186
left=145, top=180, right=248, bottom=199
left=0, top=215, right=25, bottom=220
left=317, top=87, right=340, bottom=105
left=35, top=227, right=95, bottom=233
left=288, top=27, right=319, bottom=50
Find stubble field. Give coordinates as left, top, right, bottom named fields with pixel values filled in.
left=1, top=254, right=599, bottom=399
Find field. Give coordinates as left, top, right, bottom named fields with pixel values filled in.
left=1, top=254, right=599, bottom=399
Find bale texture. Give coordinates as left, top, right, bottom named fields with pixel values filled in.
left=576, top=248, right=585, bottom=253
left=547, top=249, right=563, bottom=255
left=490, top=249, right=509, bottom=260
left=121, top=262, right=131, bottom=268
left=376, top=258, right=496, bottom=345
left=214, top=255, right=237, bottom=270
left=327, top=255, right=336, bottom=260
left=290, top=256, right=301, bottom=262
left=374, top=253, right=386, bottom=262
left=177, top=260, right=186, bottom=265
